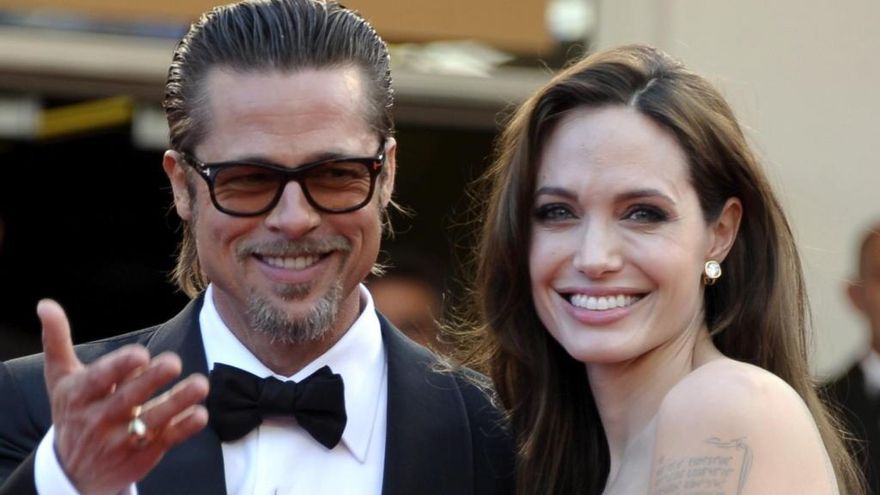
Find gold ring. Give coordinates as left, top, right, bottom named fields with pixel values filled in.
left=128, top=405, right=149, bottom=443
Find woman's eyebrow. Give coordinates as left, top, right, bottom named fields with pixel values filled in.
left=615, top=188, right=677, bottom=205
left=534, top=186, right=676, bottom=206
left=534, top=186, right=577, bottom=200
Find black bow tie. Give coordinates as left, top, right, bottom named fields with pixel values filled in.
left=206, top=363, right=347, bottom=449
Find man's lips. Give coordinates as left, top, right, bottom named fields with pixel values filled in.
left=251, top=251, right=336, bottom=285
left=257, top=254, right=322, bottom=270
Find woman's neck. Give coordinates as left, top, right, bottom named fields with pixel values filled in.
left=588, top=325, right=722, bottom=484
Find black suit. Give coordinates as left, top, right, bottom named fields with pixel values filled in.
left=0, top=297, right=514, bottom=494
left=826, top=364, right=880, bottom=495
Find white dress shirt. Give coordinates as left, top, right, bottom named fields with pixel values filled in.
left=33, top=284, right=387, bottom=495
left=201, top=284, right=387, bottom=495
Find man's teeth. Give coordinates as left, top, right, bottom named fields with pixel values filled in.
left=569, top=294, right=641, bottom=311
left=263, top=255, right=320, bottom=270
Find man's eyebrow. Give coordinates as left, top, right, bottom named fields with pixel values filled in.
left=229, top=150, right=359, bottom=166
left=304, top=150, right=363, bottom=162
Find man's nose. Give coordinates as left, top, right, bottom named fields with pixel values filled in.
left=572, top=221, right=624, bottom=278
left=263, top=181, right=321, bottom=237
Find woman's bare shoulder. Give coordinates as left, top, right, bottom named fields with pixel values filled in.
left=661, top=358, right=799, bottom=414
left=649, top=358, right=838, bottom=494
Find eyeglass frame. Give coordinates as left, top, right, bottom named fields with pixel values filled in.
left=177, top=140, right=387, bottom=217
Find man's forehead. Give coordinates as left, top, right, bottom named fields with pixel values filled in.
left=203, top=65, right=366, bottom=103
left=194, top=65, right=374, bottom=155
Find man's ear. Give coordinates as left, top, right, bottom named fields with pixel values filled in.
left=163, top=150, right=193, bottom=222
left=847, top=280, right=867, bottom=315
left=378, top=137, right=397, bottom=207
left=706, top=197, right=742, bottom=262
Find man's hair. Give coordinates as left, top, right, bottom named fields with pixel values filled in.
left=162, top=0, right=394, bottom=297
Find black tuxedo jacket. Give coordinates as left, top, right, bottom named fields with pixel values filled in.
left=826, top=364, right=880, bottom=495
left=0, top=297, right=514, bottom=494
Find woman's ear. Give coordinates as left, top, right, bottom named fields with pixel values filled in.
left=706, top=198, right=742, bottom=262
left=163, top=150, right=193, bottom=221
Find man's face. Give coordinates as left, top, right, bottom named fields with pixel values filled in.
left=165, top=66, right=395, bottom=345
left=855, top=234, right=880, bottom=341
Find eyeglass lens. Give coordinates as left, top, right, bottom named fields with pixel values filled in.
left=212, top=159, right=374, bottom=214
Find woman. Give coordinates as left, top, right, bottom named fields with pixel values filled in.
left=467, top=45, right=862, bottom=494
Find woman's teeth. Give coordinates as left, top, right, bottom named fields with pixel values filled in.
left=569, top=294, right=642, bottom=311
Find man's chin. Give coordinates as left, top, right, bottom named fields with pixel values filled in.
left=271, top=281, right=315, bottom=301
left=245, top=282, right=341, bottom=344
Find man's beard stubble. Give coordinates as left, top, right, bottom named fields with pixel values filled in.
left=245, top=279, right=342, bottom=344
left=236, top=237, right=353, bottom=345
left=186, top=188, right=363, bottom=344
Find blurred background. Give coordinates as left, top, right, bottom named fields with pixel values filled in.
left=0, top=0, right=877, bottom=379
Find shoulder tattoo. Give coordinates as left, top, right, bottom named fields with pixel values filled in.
left=651, top=437, right=753, bottom=495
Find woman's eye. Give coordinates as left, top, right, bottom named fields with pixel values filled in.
left=624, top=205, right=668, bottom=223
left=534, top=203, right=576, bottom=221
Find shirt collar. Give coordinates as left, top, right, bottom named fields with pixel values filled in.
left=200, top=284, right=387, bottom=463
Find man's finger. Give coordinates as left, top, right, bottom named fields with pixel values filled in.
left=139, top=374, right=209, bottom=429
left=115, top=404, right=209, bottom=481
left=101, top=352, right=184, bottom=423
left=39, top=299, right=81, bottom=390
left=72, top=345, right=151, bottom=404
left=152, top=404, right=209, bottom=451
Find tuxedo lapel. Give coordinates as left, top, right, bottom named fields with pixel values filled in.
left=137, top=297, right=227, bottom=494
left=829, top=364, right=880, bottom=495
left=380, top=315, right=473, bottom=495
left=841, top=366, right=871, bottom=418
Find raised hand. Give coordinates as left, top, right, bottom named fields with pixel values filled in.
left=39, top=299, right=209, bottom=495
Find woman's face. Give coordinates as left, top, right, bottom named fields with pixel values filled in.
left=529, top=105, right=731, bottom=364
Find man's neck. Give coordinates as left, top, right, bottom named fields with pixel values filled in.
left=212, top=288, right=363, bottom=376
left=228, top=325, right=350, bottom=376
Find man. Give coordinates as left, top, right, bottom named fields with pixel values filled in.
left=0, top=1, right=514, bottom=494
left=827, top=222, right=880, bottom=495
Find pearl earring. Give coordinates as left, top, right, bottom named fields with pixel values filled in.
left=703, top=260, right=722, bottom=286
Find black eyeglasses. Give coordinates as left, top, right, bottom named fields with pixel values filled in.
left=179, top=141, right=386, bottom=217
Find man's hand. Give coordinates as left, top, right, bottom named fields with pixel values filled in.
left=39, top=299, right=209, bottom=495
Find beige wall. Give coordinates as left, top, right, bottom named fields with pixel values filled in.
left=597, top=0, right=880, bottom=377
